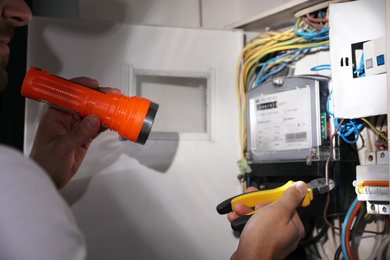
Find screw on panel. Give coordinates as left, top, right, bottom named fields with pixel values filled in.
left=272, top=77, right=285, bottom=88
left=368, top=155, right=374, bottom=161
left=383, top=207, right=387, bottom=213
left=371, top=204, right=376, bottom=211
left=380, top=152, right=385, bottom=158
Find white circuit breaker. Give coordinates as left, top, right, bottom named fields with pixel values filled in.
left=363, top=36, right=386, bottom=76
left=354, top=151, right=390, bottom=215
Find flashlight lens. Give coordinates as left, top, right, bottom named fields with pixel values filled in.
left=136, top=102, right=159, bottom=144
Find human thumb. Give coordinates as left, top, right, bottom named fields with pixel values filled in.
left=63, top=114, right=101, bottom=150
left=276, top=181, right=308, bottom=213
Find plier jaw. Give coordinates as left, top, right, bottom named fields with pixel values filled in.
left=217, top=178, right=335, bottom=231
left=307, top=178, right=335, bottom=195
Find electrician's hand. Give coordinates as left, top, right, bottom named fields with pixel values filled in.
left=229, top=182, right=307, bottom=260
left=29, top=77, right=121, bottom=189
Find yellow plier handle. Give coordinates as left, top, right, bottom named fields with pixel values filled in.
left=216, top=181, right=314, bottom=231
left=231, top=181, right=313, bottom=209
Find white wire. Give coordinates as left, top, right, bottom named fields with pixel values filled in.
left=366, top=233, right=383, bottom=260
left=376, top=232, right=390, bottom=259
left=307, top=244, right=321, bottom=259
left=314, top=228, right=329, bottom=260
left=327, top=225, right=337, bottom=253
left=334, top=217, right=341, bottom=246
left=386, top=243, right=390, bottom=260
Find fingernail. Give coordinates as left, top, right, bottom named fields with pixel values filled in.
left=295, top=181, right=307, bottom=198
left=85, top=114, right=100, bottom=130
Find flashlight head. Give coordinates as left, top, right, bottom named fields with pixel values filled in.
left=136, top=101, right=159, bottom=144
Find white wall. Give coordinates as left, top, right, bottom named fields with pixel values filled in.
left=25, top=16, right=244, bottom=260
left=78, top=0, right=291, bottom=29
left=79, top=0, right=201, bottom=27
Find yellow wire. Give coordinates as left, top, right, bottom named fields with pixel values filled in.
left=236, top=18, right=328, bottom=158
left=361, top=118, right=388, bottom=141
left=242, top=41, right=329, bottom=89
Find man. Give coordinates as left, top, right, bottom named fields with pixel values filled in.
left=0, top=1, right=118, bottom=259
left=0, top=1, right=308, bottom=259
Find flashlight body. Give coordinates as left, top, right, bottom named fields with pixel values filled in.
left=21, top=67, right=158, bottom=144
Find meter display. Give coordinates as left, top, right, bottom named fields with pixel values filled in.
left=252, top=86, right=312, bottom=152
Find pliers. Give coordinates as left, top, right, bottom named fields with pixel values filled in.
left=216, top=178, right=335, bottom=231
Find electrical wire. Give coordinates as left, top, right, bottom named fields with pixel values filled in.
left=361, top=117, right=388, bottom=141
left=311, top=64, right=331, bottom=71
left=299, top=220, right=329, bottom=246
left=341, top=197, right=362, bottom=260
left=376, top=230, right=390, bottom=259
left=327, top=226, right=337, bottom=253
left=334, top=244, right=342, bottom=260
left=334, top=119, right=362, bottom=144
left=323, top=120, right=344, bottom=232
left=236, top=10, right=330, bottom=162
left=366, top=218, right=386, bottom=260
left=306, top=13, right=329, bottom=23
left=325, top=119, right=344, bottom=185
left=323, top=118, right=388, bottom=250
left=314, top=226, right=330, bottom=260
left=326, top=91, right=363, bottom=144
left=335, top=204, right=365, bottom=260
left=353, top=53, right=365, bottom=77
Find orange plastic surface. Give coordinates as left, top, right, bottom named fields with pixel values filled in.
left=21, top=67, right=151, bottom=142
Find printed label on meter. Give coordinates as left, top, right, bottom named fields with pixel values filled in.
left=253, top=87, right=312, bottom=152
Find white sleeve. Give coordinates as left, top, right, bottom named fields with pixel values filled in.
left=0, top=145, right=86, bottom=260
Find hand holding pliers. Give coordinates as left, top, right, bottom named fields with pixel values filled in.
left=217, top=178, right=335, bottom=231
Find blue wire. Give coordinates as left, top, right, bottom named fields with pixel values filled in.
left=293, top=18, right=329, bottom=40
left=311, top=64, right=331, bottom=71
left=326, top=91, right=362, bottom=143
left=255, top=50, right=298, bottom=86
left=255, top=46, right=329, bottom=86
left=311, top=35, right=329, bottom=41
left=318, top=11, right=326, bottom=30
left=354, top=53, right=365, bottom=77
left=294, top=27, right=329, bottom=40
left=326, top=91, right=334, bottom=116
left=341, top=197, right=358, bottom=260
left=334, top=119, right=362, bottom=144
left=337, top=120, right=360, bottom=144
left=296, top=18, right=329, bottom=40
left=254, top=16, right=329, bottom=86
left=258, top=62, right=288, bottom=84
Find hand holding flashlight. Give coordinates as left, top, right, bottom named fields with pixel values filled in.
left=23, top=67, right=159, bottom=189
left=28, top=76, right=115, bottom=189
left=22, top=67, right=159, bottom=144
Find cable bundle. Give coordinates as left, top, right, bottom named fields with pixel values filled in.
left=236, top=10, right=330, bottom=155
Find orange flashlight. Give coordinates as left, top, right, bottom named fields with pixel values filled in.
left=21, top=67, right=158, bottom=144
